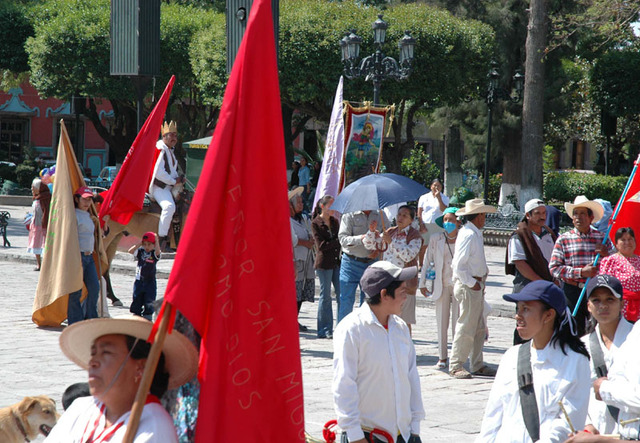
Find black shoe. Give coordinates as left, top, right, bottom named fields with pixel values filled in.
left=298, top=323, right=308, bottom=332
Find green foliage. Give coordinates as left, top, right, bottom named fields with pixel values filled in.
left=543, top=144, right=556, bottom=173
left=189, top=11, right=227, bottom=107
left=591, top=50, right=640, bottom=117
left=0, top=2, right=33, bottom=74
left=543, top=172, right=627, bottom=204
left=400, top=146, right=441, bottom=186
left=15, top=163, right=37, bottom=188
left=0, top=163, right=17, bottom=183
left=485, top=173, right=501, bottom=206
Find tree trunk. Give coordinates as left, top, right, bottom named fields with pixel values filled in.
left=383, top=99, right=423, bottom=174
left=500, top=126, right=522, bottom=207
left=444, top=125, right=463, bottom=197
left=85, top=98, right=137, bottom=163
left=520, top=0, right=547, bottom=206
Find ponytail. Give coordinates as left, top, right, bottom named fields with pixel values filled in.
left=548, top=305, right=590, bottom=359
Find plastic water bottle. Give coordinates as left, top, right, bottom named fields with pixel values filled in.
left=425, top=262, right=436, bottom=293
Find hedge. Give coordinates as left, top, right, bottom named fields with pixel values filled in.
left=544, top=172, right=627, bottom=205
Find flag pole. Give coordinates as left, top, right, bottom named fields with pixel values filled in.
left=572, top=152, right=640, bottom=317
left=122, top=302, right=174, bottom=443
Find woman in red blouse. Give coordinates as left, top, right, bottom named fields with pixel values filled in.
left=599, top=227, right=640, bottom=322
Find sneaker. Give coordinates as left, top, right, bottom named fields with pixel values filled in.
left=111, top=298, right=123, bottom=307
left=472, top=365, right=497, bottom=377
left=450, top=368, right=472, bottom=379
left=436, top=359, right=448, bottom=369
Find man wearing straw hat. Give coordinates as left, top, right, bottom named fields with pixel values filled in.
left=44, top=316, right=198, bottom=442
left=549, top=195, right=613, bottom=336
left=149, top=120, right=184, bottom=253
left=449, top=199, right=497, bottom=379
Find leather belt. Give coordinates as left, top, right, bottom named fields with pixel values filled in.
left=344, top=253, right=374, bottom=264
left=564, top=280, right=585, bottom=288
left=82, top=251, right=93, bottom=256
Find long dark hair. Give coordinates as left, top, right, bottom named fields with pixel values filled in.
left=125, top=335, right=170, bottom=398
left=312, top=195, right=334, bottom=219
left=543, top=302, right=590, bottom=359
left=615, top=227, right=635, bottom=242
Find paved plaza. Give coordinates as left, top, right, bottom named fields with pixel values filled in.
left=0, top=204, right=520, bottom=442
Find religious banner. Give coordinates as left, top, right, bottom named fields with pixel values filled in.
left=341, top=103, right=393, bottom=188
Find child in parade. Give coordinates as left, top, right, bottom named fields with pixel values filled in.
left=581, top=275, right=632, bottom=436
left=128, top=232, right=161, bottom=320
left=477, top=280, right=591, bottom=442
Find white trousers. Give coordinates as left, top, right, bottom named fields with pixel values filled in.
left=151, top=185, right=175, bottom=236
left=435, top=284, right=459, bottom=360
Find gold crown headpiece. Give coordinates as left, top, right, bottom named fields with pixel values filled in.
left=162, top=120, right=177, bottom=135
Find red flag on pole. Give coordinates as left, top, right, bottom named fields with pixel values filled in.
left=158, top=0, right=305, bottom=441
left=99, top=76, right=175, bottom=226
left=609, top=162, right=640, bottom=254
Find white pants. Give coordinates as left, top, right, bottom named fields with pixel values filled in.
left=435, top=284, right=459, bottom=360
left=151, top=185, right=175, bottom=236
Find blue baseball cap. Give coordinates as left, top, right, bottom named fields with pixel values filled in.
left=586, top=274, right=623, bottom=299
left=503, top=280, right=567, bottom=315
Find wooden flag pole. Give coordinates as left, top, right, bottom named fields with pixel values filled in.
left=122, top=303, right=174, bottom=443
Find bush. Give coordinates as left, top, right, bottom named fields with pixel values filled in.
left=544, top=172, right=627, bottom=205
left=486, top=173, right=502, bottom=206
left=15, top=163, right=37, bottom=188
left=0, top=163, right=17, bottom=183
left=400, top=146, right=441, bottom=187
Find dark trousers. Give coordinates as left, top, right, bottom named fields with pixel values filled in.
left=563, top=282, right=589, bottom=336
left=130, top=279, right=157, bottom=319
left=341, top=432, right=420, bottom=443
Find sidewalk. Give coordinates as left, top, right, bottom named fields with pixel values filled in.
left=0, top=204, right=519, bottom=441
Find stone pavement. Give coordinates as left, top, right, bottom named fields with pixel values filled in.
left=0, top=205, right=520, bottom=442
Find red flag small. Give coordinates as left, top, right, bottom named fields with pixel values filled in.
left=160, top=0, right=304, bottom=441
left=99, top=76, right=175, bottom=226
left=609, top=165, right=640, bottom=254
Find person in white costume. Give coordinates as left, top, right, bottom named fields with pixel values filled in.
left=44, top=316, right=198, bottom=443
left=477, top=280, right=591, bottom=443
left=149, top=121, right=183, bottom=252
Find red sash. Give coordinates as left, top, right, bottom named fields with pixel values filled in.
left=81, top=395, right=161, bottom=443
left=623, top=289, right=640, bottom=322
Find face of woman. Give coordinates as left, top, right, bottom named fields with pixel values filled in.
left=88, top=335, right=143, bottom=401
left=293, top=196, right=303, bottom=214
left=442, top=212, right=459, bottom=233
left=396, top=208, right=413, bottom=229
left=587, top=288, right=622, bottom=326
left=77, top=196, right=92, bottom=212
left=431, top=181, right=442, bottom=194
left=514, top=300, right=555, bottom=341
left=320, top=198, right=334, bottom=216
left=616, top=232, right=636, bottom=257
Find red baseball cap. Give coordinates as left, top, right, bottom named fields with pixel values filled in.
left=74, top=186, right=93, bottom=198
left=142, top=232, right=156, bottom=243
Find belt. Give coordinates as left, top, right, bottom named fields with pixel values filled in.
left=82, top=251, right=93, bottom=256
left=564, top=280, right=585, bottom=288
left=344, top=253, right=374, bottom=264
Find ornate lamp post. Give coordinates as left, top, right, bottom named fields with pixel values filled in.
left=340, top=15, right=416, bottom=105
left=483, top=61, right=524, bottom=198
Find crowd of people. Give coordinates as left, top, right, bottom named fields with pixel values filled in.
left=287, top=176, right=640, bottom=442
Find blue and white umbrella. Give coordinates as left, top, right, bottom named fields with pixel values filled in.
left=331, top=173, right=428, bottom=214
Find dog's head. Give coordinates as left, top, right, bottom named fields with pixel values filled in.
left=16, top=395, right=60, bottom=438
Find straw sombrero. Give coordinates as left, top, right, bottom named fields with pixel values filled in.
left=564, top=195, right=604, bottom=223
left=455, top=199, right=497, bottom=217
left=288, top=186, right=304, bottom=200
left=60, top=317, right=198, bottom=389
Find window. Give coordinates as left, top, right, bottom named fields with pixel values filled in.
left=53, top=119, right=84, bottom=157
left=0, top=119, right=29, bottom=163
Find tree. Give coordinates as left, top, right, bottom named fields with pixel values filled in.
left=0, top=2, right=33, bottom=89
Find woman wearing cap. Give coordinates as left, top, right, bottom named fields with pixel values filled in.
left=419, top=207, right=460, bottom=369
left=44, top=316, right=198, bottom=442
left=599, top=227, right=640, bottom=322
left=580, top=274, right=632, bottom=436
left=477, top=280, right=591, bottom=442
left=290, top=187, right=315, bottom=331
left=68, top=186, right=101, bottom=325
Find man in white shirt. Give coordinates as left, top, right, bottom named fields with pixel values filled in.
left=449, top=199, right=497, bottom=379
left=333, top=261, right=425, bottom=443
left=148, top=120, right=184, bottom=252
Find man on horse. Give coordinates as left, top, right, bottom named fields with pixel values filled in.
left=149, top=120, right=184, bottom=252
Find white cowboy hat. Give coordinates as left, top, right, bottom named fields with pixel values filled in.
left=60, top=316, right=198, bottom=389
left=455, top=199, right=497, bottom=216
left=288, top=186, right=304, bottom=200
left=564, top=195, right=604, bottom=222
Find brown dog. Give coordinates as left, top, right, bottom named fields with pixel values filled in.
left=0, top=395, right=60, bottom=442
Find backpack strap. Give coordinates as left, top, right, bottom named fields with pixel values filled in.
left=518, top=343, right=540, bottom=442
left=589, top=331, right=620, bottom=422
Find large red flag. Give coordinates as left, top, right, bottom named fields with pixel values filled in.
left=159, top=0, right=304, bottom=441
left=609, top=156, right=640, bottom=253
left=99, top=76, right=175, bottom=226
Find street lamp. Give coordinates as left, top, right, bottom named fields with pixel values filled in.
left=340, top=15, right=416, bottom=105
left=483, top=61, right=524, bottom=199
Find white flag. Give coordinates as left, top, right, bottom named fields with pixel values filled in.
left=313, top=76, right=345, bottom=212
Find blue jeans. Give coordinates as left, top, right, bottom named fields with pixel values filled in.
left=68, top=254, right=100, bottom=325
left=316, top=267, right=340, bottom=337
left=130, top=279, right=157, bottom=320
left=337, top=254, right=371, bottom=323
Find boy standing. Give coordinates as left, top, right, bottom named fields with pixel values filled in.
left=128, top=231, right=160, bottom=320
